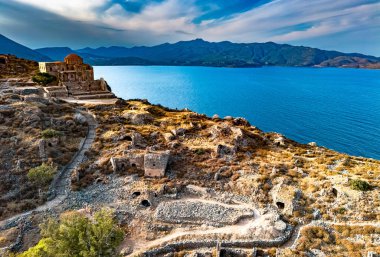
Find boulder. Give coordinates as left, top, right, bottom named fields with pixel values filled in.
left=123, top=111, right=154, bottom=125
left=131, top=132, right=147, bottom=148
left=216, top=144, right=235, bottom=158
left=171, top=128, right=186, bottom=137
left=163, top=133, right=175, bottom=142
left=74, top=113, right=87, bottom=124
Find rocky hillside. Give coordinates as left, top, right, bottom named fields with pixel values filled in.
left=0, top=85, right=88, bottom=220
left=0, top=55, right=38, bottom=79
left=0, top=59, right=380, bottom=257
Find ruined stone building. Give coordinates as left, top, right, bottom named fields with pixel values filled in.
left=110, top=150, right=170, bottom=178
left=39, top=54, right=115, bottom=99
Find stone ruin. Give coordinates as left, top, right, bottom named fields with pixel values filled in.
left=38, top=53, right=115, bottom=99
left=110, top=150, right=170, bottom=178
left=271, top=179, right=301, bottom=215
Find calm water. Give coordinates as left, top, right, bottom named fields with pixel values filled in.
left=94, top=66, right=380, bottom=160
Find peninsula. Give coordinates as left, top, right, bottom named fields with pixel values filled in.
left=0, top=55, right=379, bottom=257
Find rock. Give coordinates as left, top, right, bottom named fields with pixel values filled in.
left=131, top=132, right=146, bottom=148
left=274, top=136, right=285, bottom=146
left=308, top=142, right=317, bottom=146
left=163, top=133, right=175, bottom=142
left=14, top=88, right=40, bottom=95
left=74, top=113, right=87, bottom=124
left=123, top=111, right=154, bottom=125
left=313, top=209, right=321, bottom=220
left=212, top=114, right=219, bottom=119
left=171, top=128, right=186, bottom=137
left=310, top=249, right=326, bottom=257
left=23, top=94, right=49, bottom=104
left=233, top=117, right=250, bottom=126
left=216, top=144, right=235, bottom=158
left=224, top=116, right=233, bottom=120
left=38, top=139, right=47, bottom=160
left=0, top=105, right=15, bottom=116
left=150, top=131, right=160, bottom=139
left=274, top=220, right=287, bottom=232
left=66, top=119, right=75, bottom=127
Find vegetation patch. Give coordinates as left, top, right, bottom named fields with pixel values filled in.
left=27, top=163, right=56, bottom=186
left=32, top=72, right=56, bottom=86
left=349, top=179, right=372, bottom=191
left=16, top=209, right=124, bottom=257
left=41, top=128, right=62, bottom=139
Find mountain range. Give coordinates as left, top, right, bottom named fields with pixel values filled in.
left=0, top=34, right=51, bottom=62
left=1, top=34, right=379, bottom=68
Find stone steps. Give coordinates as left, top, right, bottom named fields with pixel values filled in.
left=74, top=93, right=116, bottom=100
left=71, top=90, right=110, bottom=96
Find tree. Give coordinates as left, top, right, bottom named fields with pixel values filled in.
left=17, top=209, right=124, bottom=257
left=32, top=72, right=56, bottom=86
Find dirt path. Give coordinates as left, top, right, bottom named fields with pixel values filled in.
left=0, top=110, right=97, bottom=231
left=129, top=216, right=380, bottom=255
left=281, top=220, right=380, bottom=250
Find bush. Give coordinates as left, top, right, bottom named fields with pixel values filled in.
left=194, top=148, right=206, bottom=155
left=27, top=163, right=56, bottom=185
left=349, top=179, right=372, bottom=191
left=18, top=209, right=124, bottom=257
left=41, top=129, right=61, bottom=139
left=32, top=72, right=56, bottom=86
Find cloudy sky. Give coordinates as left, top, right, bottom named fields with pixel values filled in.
left=1, top=0, right=379, bottom=55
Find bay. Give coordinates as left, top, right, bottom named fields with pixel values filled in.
left=94, top=66, right=380, bottom=160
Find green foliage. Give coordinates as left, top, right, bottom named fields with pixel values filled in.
left=349, top=179, right=372, bottom=191
left=194, top=148, right=206, bottom=155
left=27, top=163, right=56, bottom=185
left=32, top=72, right=56, bottom=86
left=18, top=209, right=124, bottom=257
left=41, top=129, right=61, bottom=139
left=17, top=239, right=51, bottom=257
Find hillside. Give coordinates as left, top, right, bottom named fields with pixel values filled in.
left=0, top=34, right=51, bottom=62
left=0, top=55, right=38, bottom=79
left=1, top=59, right=380, bottom=256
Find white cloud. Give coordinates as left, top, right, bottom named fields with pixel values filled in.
left=13, top=0, right=109, bottom=21
left=198, top=0, right=380, bottom=43
left=9, top=0, right=380, bottom=52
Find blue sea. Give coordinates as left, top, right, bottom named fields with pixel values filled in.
left=94, top=66, right=380, bottom=160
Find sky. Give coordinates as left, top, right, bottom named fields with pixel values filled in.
left=1, top=0, right=379, bottom=55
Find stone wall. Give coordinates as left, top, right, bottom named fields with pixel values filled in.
left=140, top=225, right=293, bottom=257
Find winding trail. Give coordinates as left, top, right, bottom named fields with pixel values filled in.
left=0, top=110, right=97, bottom=231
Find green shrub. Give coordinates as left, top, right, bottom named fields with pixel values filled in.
left=194, top=148, right=206, bottom=155
left=349, top=179, right=372, bottom=191
left=27, top=163, right=56, bottom=185
left=32, top=72, right=56, bottom=86
left=41, top=129, right=61, bottom=139
left=18, top=209, right=124, bottom=257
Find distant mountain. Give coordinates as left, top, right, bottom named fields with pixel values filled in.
left=34, top=47, right=112, bottom=65
left=76, top=39, right=380, bottom=68
left=2, top=34, right=379, bottom=68
left=0, top=34, right=51, bottom=62
left=34, top=47, right=76, bottom=61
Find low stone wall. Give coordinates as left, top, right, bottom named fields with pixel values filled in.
left=140, top=225, right=293, bottom=256
left=155, top=200, right=254, bottom=226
